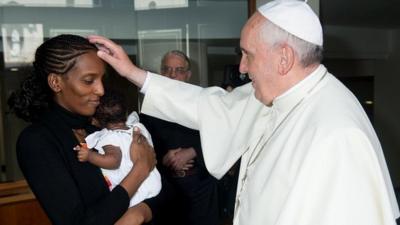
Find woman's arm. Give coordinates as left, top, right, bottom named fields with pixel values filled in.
left=17, top=127, right=129, bottom=225
left=17, top=126, right=155, bottom=225
left=115, top=202, right=152, bottom=225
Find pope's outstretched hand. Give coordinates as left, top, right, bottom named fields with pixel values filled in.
left=88, top=35, right=147, bottom=87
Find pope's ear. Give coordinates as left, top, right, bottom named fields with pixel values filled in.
left=278, top=44, right=295, bottom=75
left=48, top=73, right=62, bottom=92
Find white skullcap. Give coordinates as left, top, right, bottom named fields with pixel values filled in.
left=258, top=0, right=323, bottom=46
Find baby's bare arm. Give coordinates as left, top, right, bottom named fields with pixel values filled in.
left=86, top=145, right=122, bottom=170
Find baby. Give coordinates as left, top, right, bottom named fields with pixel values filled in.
left=75, top=90, right=161, bottom=207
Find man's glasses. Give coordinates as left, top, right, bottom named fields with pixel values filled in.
left=161, top=66, right=189, bottom=75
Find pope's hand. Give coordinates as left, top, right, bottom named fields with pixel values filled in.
left=87, top=35, right=147, bottom=87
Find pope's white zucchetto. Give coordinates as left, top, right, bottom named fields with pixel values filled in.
left=258, top=0, right=323, bottom=46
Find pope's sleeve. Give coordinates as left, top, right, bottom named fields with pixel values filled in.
left=141, top=72, right=258, bottom=178
left=277, top=127, right=398, bottom=225
left=141, top=73, right=204, bottom=129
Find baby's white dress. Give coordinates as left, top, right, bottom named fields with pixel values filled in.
left=85, top=112, right=161, bottom=207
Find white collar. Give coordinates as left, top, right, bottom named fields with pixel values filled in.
left=271, top=64, right=327, bottom=115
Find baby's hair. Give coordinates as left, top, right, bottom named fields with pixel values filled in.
left=8, top=34, right=97, bottom=122
left=93, top=89, right=127, bottom=128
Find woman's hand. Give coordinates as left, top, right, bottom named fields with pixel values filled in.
left=114, top=202, right=152, bottom=225
left=87, top=35, right=147, bottom=87
left=119, top=128, right=156, bottom=197
left=130, top=128, right=156, bottom=173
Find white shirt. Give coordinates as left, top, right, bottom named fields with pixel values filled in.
left=141, top=65, right=399, bottom=225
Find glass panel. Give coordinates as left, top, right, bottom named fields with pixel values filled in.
left=0, top=0, right=248, bottom=181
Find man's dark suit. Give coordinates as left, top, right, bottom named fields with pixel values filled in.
left=140, top=113, right=219, bottom=225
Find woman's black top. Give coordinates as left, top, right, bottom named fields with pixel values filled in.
left=16, top=103, right=164, bottom=225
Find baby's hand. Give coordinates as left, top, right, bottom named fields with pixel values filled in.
left=74, top=143, right=90, bottom=162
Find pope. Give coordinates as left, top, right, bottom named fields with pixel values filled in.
left=89, top=0, right=400, bottom=224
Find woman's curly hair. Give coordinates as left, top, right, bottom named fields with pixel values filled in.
left=8, top=34, right=97, bottom=122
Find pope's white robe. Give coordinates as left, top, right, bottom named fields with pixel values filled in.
left=141, top=65, right=399, bottom=225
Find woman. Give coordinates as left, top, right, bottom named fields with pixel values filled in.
left=8, top=34, right=156, bottom=225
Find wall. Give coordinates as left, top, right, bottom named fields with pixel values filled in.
left=324, top=25, right=400, bottom=187
left=0, top=1, right=246, bottom=40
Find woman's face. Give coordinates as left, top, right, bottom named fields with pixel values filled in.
left=54, top=51, right=105, bottom=116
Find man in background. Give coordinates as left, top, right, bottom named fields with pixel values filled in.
left=140, top=50, right=219, bottom=225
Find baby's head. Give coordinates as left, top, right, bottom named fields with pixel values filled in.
left=93, top=89, right=127, bottom=128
